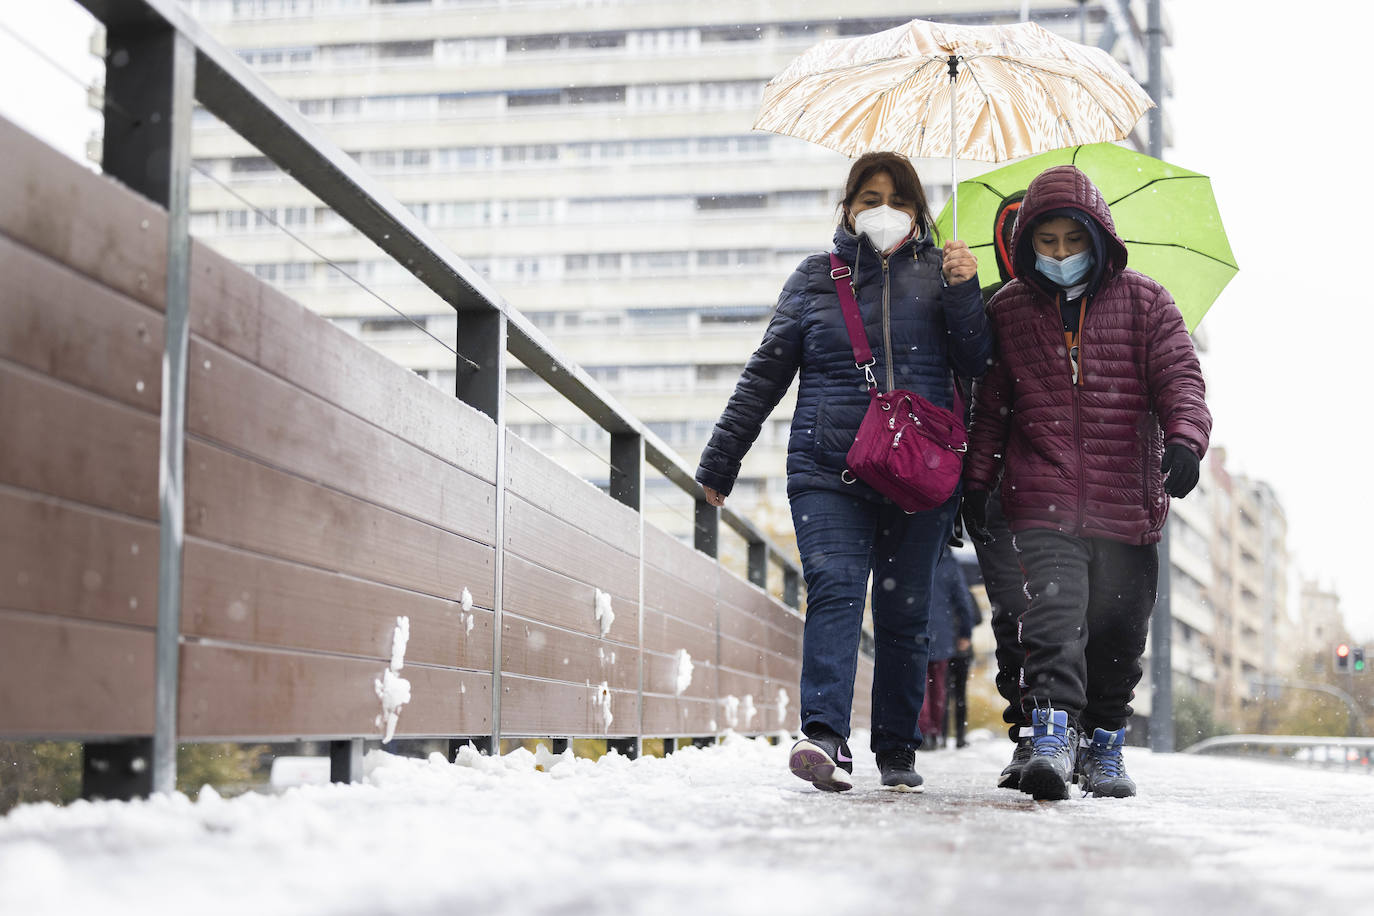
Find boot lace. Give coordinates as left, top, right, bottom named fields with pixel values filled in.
left=1087, top=744, right=1125, bottom=779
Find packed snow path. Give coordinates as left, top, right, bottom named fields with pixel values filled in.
left=1, top=733, right=1369, bottom=916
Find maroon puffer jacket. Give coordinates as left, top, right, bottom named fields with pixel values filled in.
left=964, top=165, right=1211, bottom=545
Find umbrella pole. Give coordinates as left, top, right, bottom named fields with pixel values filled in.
left=947, top=55, right=959, bottom=240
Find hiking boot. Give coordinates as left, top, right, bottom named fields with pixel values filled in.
left=876, top=747, right=924, bottom=792
left=1018, top=707, right=1077, bottom=801
left=1077, top=727, right=1136, bottom=798
left=789, top=726, right=854, bottom=792
left=997, top=736, right=1034, bottom=790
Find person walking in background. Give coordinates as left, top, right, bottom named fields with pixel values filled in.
left=961, top=165, right=1211, bottom=800
left=918, top=546, right=979, bottom=750
left=696, top=151, right=991, bottom=792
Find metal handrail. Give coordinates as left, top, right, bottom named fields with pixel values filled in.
left=1184, top=734, right=1374, bottom=773
left=76, top=0, right=802, bottom=590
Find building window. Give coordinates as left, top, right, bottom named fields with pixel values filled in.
left=696, top=194, right=767, bottom=211
left=569, top=86, right=625, bottom=105
left=377, top=40, right=434, bottom=59
left=507, top=90, right=562, bottom=108
left=700, top=25, right=763, bottom=43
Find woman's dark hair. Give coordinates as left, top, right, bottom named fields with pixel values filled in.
left=839, top=151, right=937, bottom=243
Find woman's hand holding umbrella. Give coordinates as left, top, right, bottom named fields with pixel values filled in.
left=942, top=240, right=978, bottom=285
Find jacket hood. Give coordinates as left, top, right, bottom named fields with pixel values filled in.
left=1010, top=165, right=1129, bottom=301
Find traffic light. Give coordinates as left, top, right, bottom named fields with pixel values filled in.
left=1336, top=643, right=1351, bottom=672
left=1355, top=647, right=1367, bottom=673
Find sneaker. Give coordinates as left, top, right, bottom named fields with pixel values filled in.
left=1018, top=707, right=1077, bottom=801
left=1077, top=727, right=1136, bottom=798
left=997, top=736, right=1033, bottom=790
left=789, top=726, right=854, bottom=792
left=876, top=747, right=925, bottom=792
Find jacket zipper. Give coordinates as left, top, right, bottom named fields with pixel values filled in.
left=881, top=256, right=894, bottom=391
left=1070, top=296, right=1089, bottom=533
left=1072, top=382, right=1086, bottom=534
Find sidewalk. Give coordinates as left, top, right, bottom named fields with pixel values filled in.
left=1, top=732, right=1369, bottom=915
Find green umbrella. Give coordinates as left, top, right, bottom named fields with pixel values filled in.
left=933, top=143, right=1237, bottom=332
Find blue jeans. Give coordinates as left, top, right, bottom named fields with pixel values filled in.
left=791, top=488, right=958, bottom=754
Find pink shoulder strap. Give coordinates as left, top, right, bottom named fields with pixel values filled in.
left=828, top=253, right=873, bottom=367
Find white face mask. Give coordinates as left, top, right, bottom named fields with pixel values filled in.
left=852, top=204, right=913, bottom=255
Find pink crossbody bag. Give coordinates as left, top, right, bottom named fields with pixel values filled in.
left=829, top=253, right=967, bottom=513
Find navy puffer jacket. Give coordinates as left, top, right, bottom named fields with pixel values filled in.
left=696, top=224, right=992, bottom=500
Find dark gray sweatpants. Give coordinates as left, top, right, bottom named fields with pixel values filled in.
left=1011, top=528, right=1158, bottom=732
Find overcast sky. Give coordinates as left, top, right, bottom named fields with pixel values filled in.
left=1167, top=1, right=1374, bottom=641
left=2, top=1, right=1372, bottom=641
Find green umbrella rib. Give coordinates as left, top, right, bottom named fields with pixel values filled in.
left=1107, top=174, right=1207, bottom=208
left=1118, top=240, right=1238, bottom=269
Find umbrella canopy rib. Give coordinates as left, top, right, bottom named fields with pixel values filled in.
left=1119, top=241, right=1239, bottom=269
left=1107, top=175, right=1212, bottom=208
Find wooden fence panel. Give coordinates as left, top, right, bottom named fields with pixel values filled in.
left=0, top=489, right=158, bottom=629
left=0, top=233, right=163, bottom=412
left=186, top=337, right=496, bottom=546
left=0, top=364, right=160, bottom=521
left=503, top=494, right=639, bottom=613
left=641, top=694, right=717, bottom=737
left=500, top=676, right=638, bottom=739
left=0, top=612, right=154, bottom=738
left=505, top=435, right=639, bottom=557
left=181, top=539, right=493, bottom=671
left=502, top=553, right=637, bottom=646
left=0, top=115, right=169, bottom=315
left=185, top=439, right=493, bottom=607
left=186, top=245, right=497, bottom=485
left=179, top=643, right=491, bottom=740
left=500, top=615, right=639, bottom=693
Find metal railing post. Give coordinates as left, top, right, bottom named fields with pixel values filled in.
left=609, top=433, right=643, bottom=512
left=87, top=18, right=195, bottom=800
left=747, top=541, right=767, bottom=589
left=783, top=569, right=801, bottom=610
left=329, top=738, right=364, bottom=783
left=610, top=431, right=645, bottom=759
left=694, top=501, right=719, bottom=559
left=456, top=312, right=507, bottom=751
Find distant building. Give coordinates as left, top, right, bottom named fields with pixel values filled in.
left=1298, top=579, right=1347, bottom=677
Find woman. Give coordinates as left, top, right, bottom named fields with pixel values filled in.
left=695, top=152, right=992, bottom=792
left=961, top=165, right=1211, bottom=800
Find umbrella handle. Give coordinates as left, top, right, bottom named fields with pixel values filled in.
left=948, top=56, right=959, bottom=241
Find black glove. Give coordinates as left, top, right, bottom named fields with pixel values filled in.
left=1160, top=443, right=1200, bottom=498
left=960, top=488, right=993, bottom=545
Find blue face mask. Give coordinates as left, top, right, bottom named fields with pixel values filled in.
left=1035, top=249, right=1093, bottom=287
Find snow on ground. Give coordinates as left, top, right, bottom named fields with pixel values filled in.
left=0, top=733, right=1370, bottom=916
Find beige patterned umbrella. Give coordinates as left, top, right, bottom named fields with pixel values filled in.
left=754, top=19, right=1154, bottom=237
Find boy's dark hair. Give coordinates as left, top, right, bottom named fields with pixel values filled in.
left=838, top=151, right=937, bottom=243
